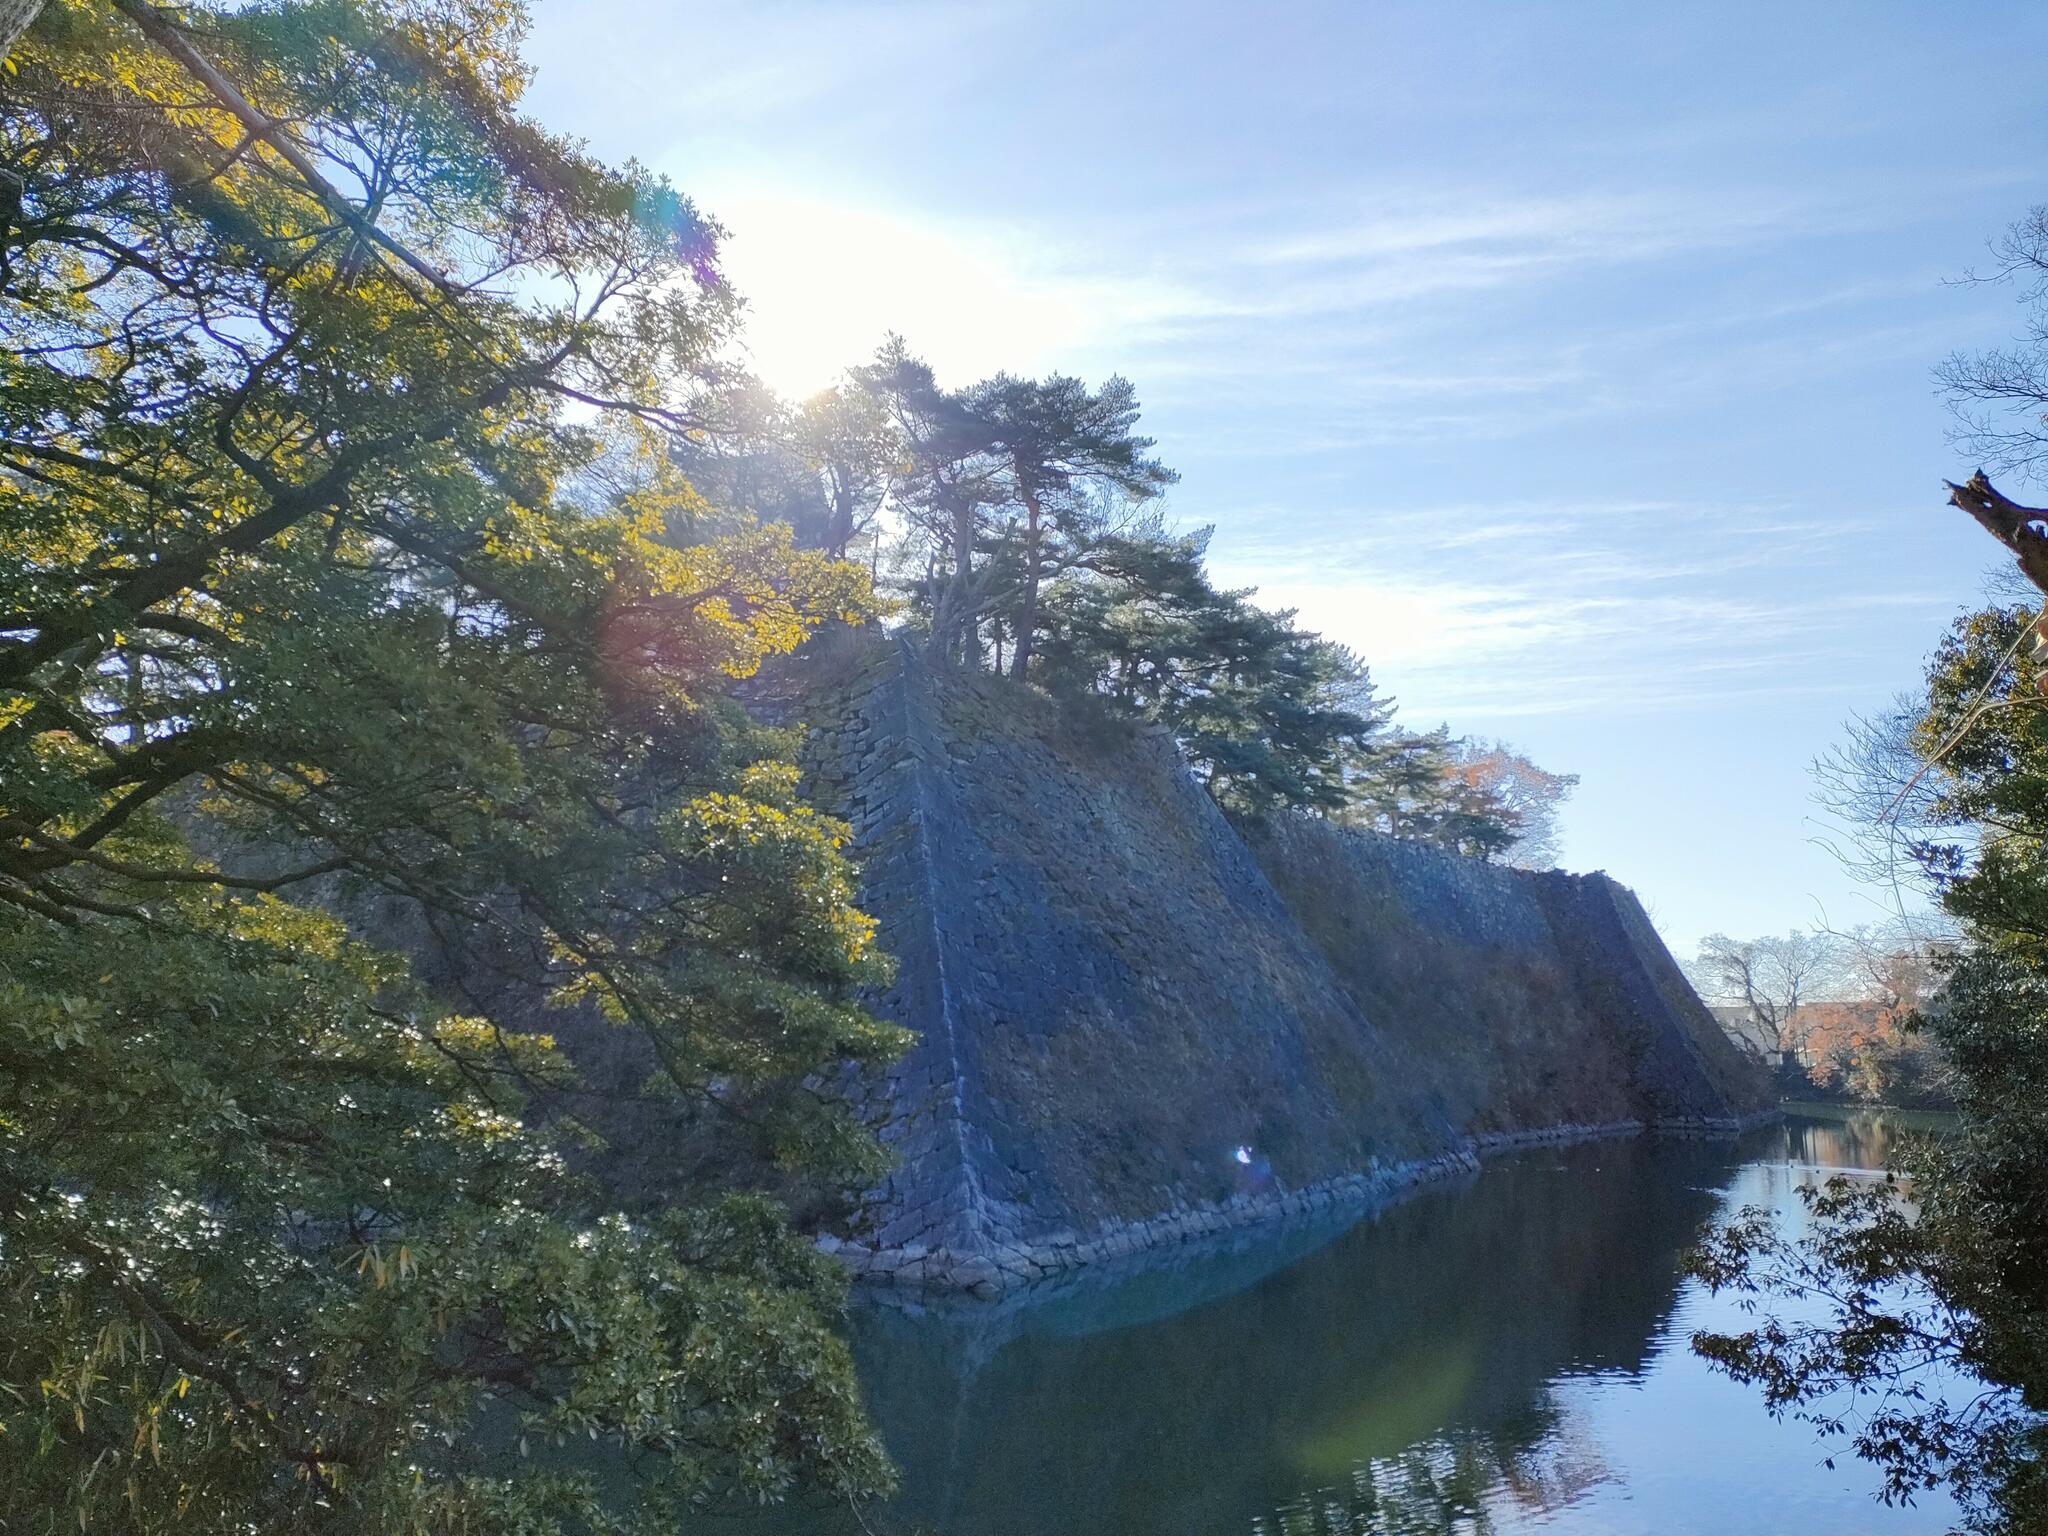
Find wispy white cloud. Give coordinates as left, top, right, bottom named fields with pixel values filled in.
left=698, top=169, right=1956, bottom=452
left=1204, top=188, right=1831, bottom=319
left=1246, top=573, right=1949, bottom=719
left=1213, top=499, right=1951, bottom=721
left=528, top=1, right=1024, bottom=144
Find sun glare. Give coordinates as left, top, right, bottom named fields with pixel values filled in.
left=710, top=192, right=1104, bottom=397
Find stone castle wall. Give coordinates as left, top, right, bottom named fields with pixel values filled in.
left=1247, top=817, right=1766, bottom=1138
left=800, top=638, right=1772, bottom=1295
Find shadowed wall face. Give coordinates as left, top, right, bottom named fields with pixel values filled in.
left=1247, top=818, right=1767, bottom=1138
left=803, top=644, right=1458, bottom=1276
left=801, top=642, right=1771, bottom=1289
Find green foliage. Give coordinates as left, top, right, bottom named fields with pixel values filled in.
left=1, top=3, right=902, bottom=1529
left=959, top=369, right=1177, bottom=677
left=1025, top=517, right=1523, bottom=839
left=1687, top=1167, right=2040, bottom=1530
left=675, top=339, right=1551, bottom=843
left=1685, top=600, right=2048, bottom=1534
left=1034, top=523, right=1379, bottom=815
left=1336, top=726, right=1524, bottom=859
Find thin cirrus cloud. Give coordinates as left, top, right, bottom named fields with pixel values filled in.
left=1214, top=502, right=1949, bottom=719
left=1142, top=293, right=1959, bottom=455
left=524, top=1, right=1022, bottom=148
left=1209, top=188, right=1828, bottom=317
left=1241, top=573, right=1950, bottom=719
left=702, top=180, right=1846, bottom=395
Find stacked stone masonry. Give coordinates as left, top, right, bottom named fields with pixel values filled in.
left=800, top=638, right=1775, bottom=1297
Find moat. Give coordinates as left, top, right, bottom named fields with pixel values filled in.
left=779, top=1109, right=1959, bottom=1536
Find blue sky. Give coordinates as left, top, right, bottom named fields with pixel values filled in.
left=524, top=0, right=2048, bottom=954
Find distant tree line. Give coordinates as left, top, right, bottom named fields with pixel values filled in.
left=1686, top=923, right=1957, bottom=1106
left=680, top=340, right=1576, bottom=857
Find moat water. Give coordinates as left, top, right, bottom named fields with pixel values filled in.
left=781, top=1107, right=1961, bottom=1536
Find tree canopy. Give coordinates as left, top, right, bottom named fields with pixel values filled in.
left=689, top=343, right=1567, bottom=842
left=1, top=3, right=901, bottom=1529
left=1444, top=740, right=1579, bottom=870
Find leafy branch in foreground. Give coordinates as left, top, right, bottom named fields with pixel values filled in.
left=1688, top=1170, right=2034, bottom=1526
left=1687, top=607, right=2048, bottom=1536
left=1, top=2, right=903, bottom=1530
left=1687, top=205, right=2048, bottom=1535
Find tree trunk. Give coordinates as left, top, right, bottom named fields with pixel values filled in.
left=1009, top=482, right=1042, bottom=680
left=1950, top=471, right=2048, bottom=599
left=1, top=0, right=45, bottom=60
left=927, top=494, right=978, bottom=667
left=827, top=478, right=854, bottom=561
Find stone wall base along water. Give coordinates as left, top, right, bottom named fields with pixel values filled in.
left=798, top=636, right=1775, bottom=1298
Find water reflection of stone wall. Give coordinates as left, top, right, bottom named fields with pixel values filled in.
left=1763, top=1104, right=1953, bottom=1173
left=786, top=1138, right=1746, bottom=1536
left=801, top=639, right=1773, bottom=1294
